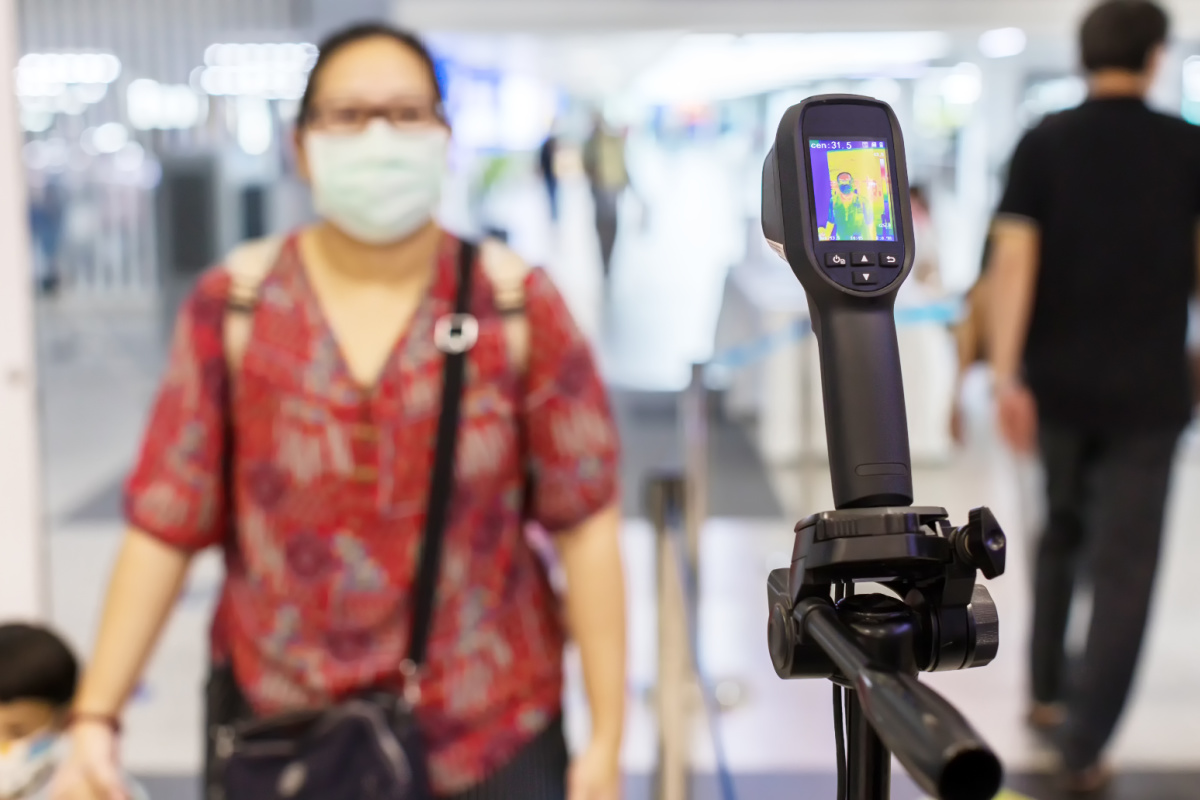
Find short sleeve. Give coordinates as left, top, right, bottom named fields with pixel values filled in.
left=124, top=270, right=231, bottom=552
left=522, top=269, right=620, bottom=532
left=996, top=129, right=1049, bottom=225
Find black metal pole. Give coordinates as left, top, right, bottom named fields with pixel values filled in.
left=846, top=691, right=890, bottom=800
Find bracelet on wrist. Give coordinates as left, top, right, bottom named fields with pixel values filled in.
left=65, top=712, right=122, bottom=735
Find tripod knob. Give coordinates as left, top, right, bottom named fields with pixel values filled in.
left=955, top=507, right=1006, bottom=580
left=966, top=584, right=1000, bottom=669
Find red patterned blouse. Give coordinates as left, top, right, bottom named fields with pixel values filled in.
left=124, top=232, right=620, bottom=794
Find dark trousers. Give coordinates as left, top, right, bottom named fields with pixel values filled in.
left=591, top=187, right=620, bottom=277
left=445, top=716, right=568, bottom=800
left=544, top=176, right=559, bottom=221
left=1030, top=422, right=1181, bottom=770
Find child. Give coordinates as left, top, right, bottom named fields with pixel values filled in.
left=0, top=624, right=145, bottom=800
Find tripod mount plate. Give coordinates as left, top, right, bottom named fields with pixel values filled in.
left=789, top=506, right=952, bottom=600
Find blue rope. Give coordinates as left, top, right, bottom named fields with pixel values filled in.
left=708, top=300, right=962, bottom=373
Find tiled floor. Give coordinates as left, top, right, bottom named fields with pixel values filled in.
left=32, top=150, right=1200, bottom=799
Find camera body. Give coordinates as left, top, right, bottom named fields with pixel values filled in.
left=762, top=96, right=917, bottom=509
left=761, top=96, right=1007, bottom=800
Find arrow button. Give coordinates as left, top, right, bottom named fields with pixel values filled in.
left=852, top=270, right=878, bottom=286
left=880, top=253, right=900, bottom=266
left=851, top=252, right=877, bottom=265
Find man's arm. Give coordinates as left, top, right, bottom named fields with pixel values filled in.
left=987, top=217, right=1041, bottom=385
left=987, top=217, right=1041, bottom=451
left=554, top=501, right=625, bottom=797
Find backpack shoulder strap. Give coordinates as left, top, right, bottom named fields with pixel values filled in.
left=479, top=237, right=530, bottom=374
left=223, top=235, right=285, bottom=373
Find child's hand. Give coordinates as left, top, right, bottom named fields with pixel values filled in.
left=50, top=722, right=127, bottom=800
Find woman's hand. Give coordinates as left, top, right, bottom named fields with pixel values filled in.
left=50, top=722, right=128, bottom=800
left=568, top=741, right=621, bottom=800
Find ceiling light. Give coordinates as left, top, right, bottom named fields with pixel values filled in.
left=978, top=28, right=1026, bottom=59
left=91, top=122, right=129, bottom=154
left=941, top=63, right=983, bottom=105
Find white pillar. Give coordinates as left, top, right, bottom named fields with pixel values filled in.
left=0, top=0, right=48, bottom=620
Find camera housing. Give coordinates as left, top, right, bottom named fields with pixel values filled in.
left=761, top=95, right=1007, bottom=800
left=762, top=95, right=917, bottom=510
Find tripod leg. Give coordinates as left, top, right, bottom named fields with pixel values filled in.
left=846, top=691, right=890, bottom=800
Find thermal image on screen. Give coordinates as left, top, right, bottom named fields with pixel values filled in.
left=808, top=139, right=897, bottom=242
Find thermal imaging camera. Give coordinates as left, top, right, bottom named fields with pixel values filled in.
left=762, top=96, right=1007, bottom=800
left=762, top=95, right=916, bottom=510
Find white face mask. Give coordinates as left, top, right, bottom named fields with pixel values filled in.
left=0, top=733, right=61, bottom=799
left=305, top=121, right=449, bottom=246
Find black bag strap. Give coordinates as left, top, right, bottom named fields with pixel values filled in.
left=405, top=240, right=477, bottom=676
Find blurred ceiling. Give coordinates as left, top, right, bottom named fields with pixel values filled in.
left=399, top=0, right=1200, bottom=37
left=429, top=32, right=965, bottom=102
left=15, top=0, right=389, bottom=82
left=412, top=0, right=1200, bottom=105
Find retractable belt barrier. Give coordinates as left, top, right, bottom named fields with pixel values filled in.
left=708, top=299, right=961, bottom=373
left=645, top=474, right=738, bottom=800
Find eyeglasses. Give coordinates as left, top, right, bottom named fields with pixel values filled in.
left=305, top=99, right=445, bottom=133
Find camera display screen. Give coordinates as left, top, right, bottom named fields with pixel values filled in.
left=808, top=139, right=897, bottom=242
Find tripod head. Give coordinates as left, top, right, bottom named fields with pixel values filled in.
left=761, top=95, right=1008, bottom=800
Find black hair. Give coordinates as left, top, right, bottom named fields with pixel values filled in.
left=1080, top=0, right=1169, bottom=73
left=298, top=22, right=443, bottom=127
left=0, top=624, right=79, bottom=708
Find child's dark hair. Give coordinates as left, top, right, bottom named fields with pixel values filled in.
left=298, top=23, right=443, bottom=127
left=0, top=624, right=79, bottom=707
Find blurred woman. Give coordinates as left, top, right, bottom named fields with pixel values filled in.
left=950, top=233, right=992, bottom=443
left=52, top=23, right=625, bottom=800
left=908, top=185, right=942, bottom=293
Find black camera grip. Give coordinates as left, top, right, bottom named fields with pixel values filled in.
left=811, top=301, right=913, bottom=508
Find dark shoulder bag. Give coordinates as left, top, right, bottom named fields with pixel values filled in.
left=204, top=240, right=479, bottom=800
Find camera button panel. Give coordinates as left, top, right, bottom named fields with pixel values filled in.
left=814, top=244, right=905, bottom=292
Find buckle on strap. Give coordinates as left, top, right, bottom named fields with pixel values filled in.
left=399, top=659, right=423, bottom=707
left=434, top=314, right=479, bottom=355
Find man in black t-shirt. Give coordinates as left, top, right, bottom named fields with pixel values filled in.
left=988, top=1, right=1200, bottom=790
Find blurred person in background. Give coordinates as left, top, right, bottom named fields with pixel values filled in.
left=988, top=0, right=1200, bottom=790
left=28, top=175, right=66, bottom=297
left=908, top=185, right=942, bottom=293
left=582, top=112, right=629, bottom=280
left=539, top=130, right=560, bottom=223
left=52, top=22, right=626, bottom=800
left=0, top=624, right=146, bottom=800
left=949, top=234, right=992, bottom=445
